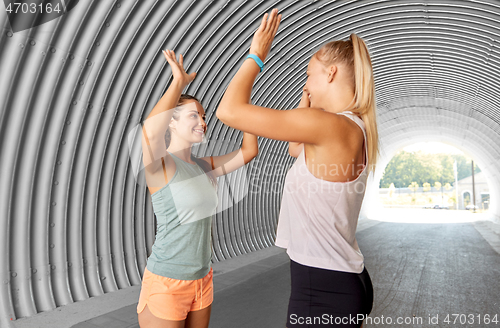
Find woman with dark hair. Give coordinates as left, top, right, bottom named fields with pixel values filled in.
left=217, top=9, right=379, bottom=328
left=137, top=49, right=258, bottom=328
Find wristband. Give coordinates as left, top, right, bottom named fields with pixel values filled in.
left=246, top=54, right=264, bottom=72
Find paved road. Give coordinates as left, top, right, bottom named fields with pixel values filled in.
left=72, top=221, right=500, bottom=328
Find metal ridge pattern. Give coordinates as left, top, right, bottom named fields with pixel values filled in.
left=0, top=0, right=499, bottom=323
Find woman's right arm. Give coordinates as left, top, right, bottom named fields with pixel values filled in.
left=142, top=50, right=195, bottom=172
left=287, top=88, right=309, bottom=158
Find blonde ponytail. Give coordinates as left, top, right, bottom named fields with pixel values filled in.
left=315, top=34, right=379, bottom=174
left=350, top=34, right=379, bottom=175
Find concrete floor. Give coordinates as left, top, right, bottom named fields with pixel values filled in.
left=14, top=215, right=500, bottom=328
left=213, top=220, right=500, bottom=328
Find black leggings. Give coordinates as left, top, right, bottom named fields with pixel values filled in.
left=287, top=260, right=373, bottom=327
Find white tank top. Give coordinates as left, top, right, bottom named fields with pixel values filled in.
left=275, top=111, right=368, bottom=273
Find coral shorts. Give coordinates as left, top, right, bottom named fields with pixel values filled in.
left=137, top=267, right=214, bottom=321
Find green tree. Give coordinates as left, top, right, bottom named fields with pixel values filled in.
left=380, top=151, right=424, bottom=188
left=417, top=152, right=440, bottom=185
left=423, top=182, right=431, bottom=192
left=380, top=151, right=481, bottom=188
left=439, top=155, right=455, bottom=184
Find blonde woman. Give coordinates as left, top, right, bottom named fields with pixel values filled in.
left=138, top=49, right=258, bottom=328
left=217, top=9, right=379, bottom=328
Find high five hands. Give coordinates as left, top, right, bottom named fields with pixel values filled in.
left=249, top=8, right=282, bottom=62
left=162, top=49, right=197, bottom=87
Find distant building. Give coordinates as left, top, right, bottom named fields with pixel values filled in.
left=454, top=171, right=490, bottom=210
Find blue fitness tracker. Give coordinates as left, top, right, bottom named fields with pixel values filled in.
left=246, top=54, right=264, bottom=72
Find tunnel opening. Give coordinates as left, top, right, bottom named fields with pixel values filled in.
left=372, top=141, right=492, bottom=224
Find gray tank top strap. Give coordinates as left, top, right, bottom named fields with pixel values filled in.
left=168, top=151, right=205, bottom=177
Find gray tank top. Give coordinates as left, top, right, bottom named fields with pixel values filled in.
left=146, top=152, right=218, bottom=280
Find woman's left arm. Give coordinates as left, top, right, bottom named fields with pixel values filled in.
left=216, top=9, right=339, bottom=145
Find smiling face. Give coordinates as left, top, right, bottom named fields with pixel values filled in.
left=169, top=100, right=207, bottom=144
left=304, top=55, right=331, bottom=109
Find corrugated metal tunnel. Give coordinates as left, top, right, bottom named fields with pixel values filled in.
left=0, top=0, right=499, bottom=326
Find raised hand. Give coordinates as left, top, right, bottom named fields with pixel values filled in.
left=298, top=87, right=310, bottom=108
left=249, top=8, right=281, bottom=62
left=162, top=49, right=197, bottom=87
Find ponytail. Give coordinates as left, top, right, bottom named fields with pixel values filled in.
left=350, top=33, right=379, bottom=175
left=315, top=34, right=380, bottom=175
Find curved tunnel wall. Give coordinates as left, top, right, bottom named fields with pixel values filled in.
left=0, top=0, right=499, bottom=323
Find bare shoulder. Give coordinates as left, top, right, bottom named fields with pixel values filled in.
left=315, top=111, right=359, bottom=140
left=293, top=107, right=353, bottom=137
left=321, top=113, right=365, bottom=149
left=337, top=115, right=364, bottom=147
